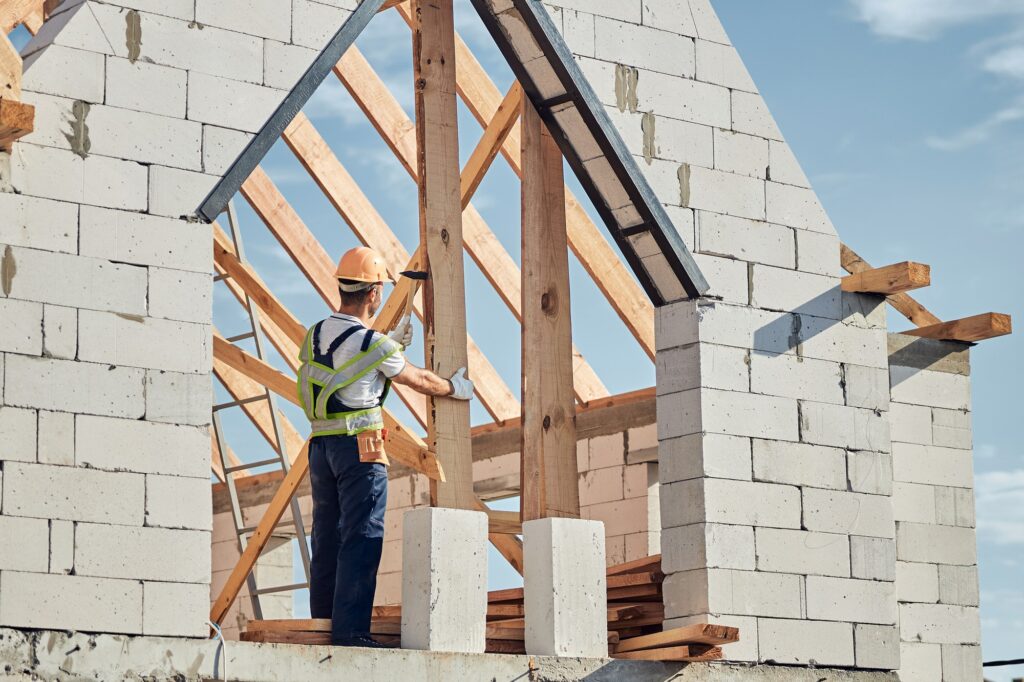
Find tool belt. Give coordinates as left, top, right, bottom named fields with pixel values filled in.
left=356, top=428, right=389, bottom=466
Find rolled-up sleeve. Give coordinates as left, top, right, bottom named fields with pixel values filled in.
left=380, top=348, right=407, bottom=379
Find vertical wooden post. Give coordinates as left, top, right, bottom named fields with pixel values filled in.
left=520, top=99, right=580, bottom=522
left=413, top=0, right=474, bottom=509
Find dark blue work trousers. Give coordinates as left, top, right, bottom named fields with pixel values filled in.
left=308, top=434, right=388, bottom=644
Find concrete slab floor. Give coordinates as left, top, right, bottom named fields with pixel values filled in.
left=0, top=628, right=899, bottom=681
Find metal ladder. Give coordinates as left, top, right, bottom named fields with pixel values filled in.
left=211, top=200, right=313, bottom=621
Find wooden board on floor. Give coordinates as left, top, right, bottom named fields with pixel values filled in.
left=613, top=644, right=722, bottom=662
left=614, top=623, right=739, bottom=653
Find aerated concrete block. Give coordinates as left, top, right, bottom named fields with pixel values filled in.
left=696, top=211, right=795, bottom=269
left=896, top=561, right=939, bottom=603
left=751, top=265, right=841, bottom=320
left=654, top=118, right=714, bottom=169
left=148, top=267, right=212, bottom=324
left=855, top=624, right=900, bottom=670
left=700, top=388, right=799, bottom=442
left=82, top=154, right=149, bottom=211
left=940, top=643, right=982, bottom=682
left=758, top=618, right=854, bottom=667
left=937, top=565, right=979, bottom=606
left=665, top=568, right=803, bottom=619
left=42, top=304, right=77, bottom=360
left=889, top=403, right=932, bottom=445
left=692, top=253, right=750, bottom=305
left=76, top=415, right=209, bottom=477
left=899, top=603, right=979, bottom=645
left=0, top=193, right=78, bottom=253
left=934, top=487, right=975, bottom=528
left=550, top=0, right=640, bottom=23
left=78, top=311, right=211, bottom=374
left=640, top=0, right=697, bottom=36
left=144, top=370, right=211, bottom=427
left=148, top=165, right=219, bottom=218
left=264, top=40, right=318, bottom=90
left=142, top=581, right=208, bottom=636
left=187, top=72, right=284, bottom=133
left=636, top=72, right=731, bottom=128
left=146, top=475, right=212, bottom=530
left=0, top=571, right=142, bottom=633
left=0, top=516, right=50, bottom=571
left=49, top=519, right=74, bottom=574
left=799, top=401, right=890, bottom=453
left=195, top=0, right=291, bottom=41
left=37, top=410, right=73, bottom=466
left=0, top=407, right=37, bottom=462
left=292, top=0, right=353, bottom=49
left=806, top=576, right=897, bottom=625
left=765, top=181, right=835, bottom=234
left=892, top=443, right=973, bottom=488
left=755, top=527, right=850, bottom=577
left=523, top=518, right=607, bottom=657
left=682, top=164, right=766, bottom=221
left=659, top=432, right=753, bottom=483
left=803, top=488, right=894, bottom=539
left=795, top=229, right=841, bottom=276
left=80, top=206, right=209, bottom=272
left=594, top=17, right=695, bottom=77
left=401, top=508, right=487, bottom=653
left=23, top=44, right=104, bottom=102
left=750, top=352, right=843, bottom=404
left=752, top=439, right=846, bottom=490
left=84, top=104, right=202, bottom=170
left=202, top=125, right=254, bottom=175
left=847, top=450, right=893, bottom=495
left=662, top=523, right=754, bottom=573
left=0, top=247, right=147, bottom=315
left=74, top=523, right=210, bottom=582
left=900, top=642, right=942, bottom=682
left=850, top=536, right=896, bottom=581
left=890, top=365, right=970, bottom=411
left=105, top=57, right=187, bottom=118
left=3, top=462, right=144, bottom=525
left=0, top=298, right=43, bottom=356
left=892, top=482, right=937, bottom=523
left=731, top=90, right=782, bottom=140
left=661, top=478, right=800, bottom=530
left=768, top=140, right=810, bottom=188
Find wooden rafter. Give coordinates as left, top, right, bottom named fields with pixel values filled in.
left=461, top=80, right=522, bottom=210
left=520, top=99, right=580, bottom=521
left=902, top=312, right=1012, bottom=343
left=840, top=243, right=941, bottom=327
left=841, top=261, right=930, bottom=295
left=414, top=0, right=475, bottom=509
left=393, top=4, right=657, bottom=360
left=278, top=112, right=520, bottom=423
left=334, top=46, right=610, bottom=404
left=239, top=166, right=429, bottom=428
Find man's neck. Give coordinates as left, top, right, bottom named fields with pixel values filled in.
left=336, top=306, right=372, bottom=326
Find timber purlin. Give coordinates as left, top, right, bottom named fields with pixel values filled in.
left=241, top=555, right=739, bottom=661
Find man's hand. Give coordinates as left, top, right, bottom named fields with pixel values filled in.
left=387, top=314, right=414, bottom=349
left=447, top=367, right=474, bottom=400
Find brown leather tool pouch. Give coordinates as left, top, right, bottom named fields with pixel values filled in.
left=357, top=429, right=389, bottom=466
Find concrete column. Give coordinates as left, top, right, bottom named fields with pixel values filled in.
left=524, top=517, right=607, bottom=657
left=400, top=507, right=488, bottom=652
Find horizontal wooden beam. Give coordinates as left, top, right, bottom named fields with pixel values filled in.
left=902, top=312, right=1012, bottom=343
left=841, top=261, right=930, bottom=295
left=0, top=98, right=33, bottom=152
left=486, top=508, right=521, bottom=535
left=840, top=244, right=940, bottom=327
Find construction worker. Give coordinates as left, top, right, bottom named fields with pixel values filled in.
left=298, top=246, right=474, bottom=648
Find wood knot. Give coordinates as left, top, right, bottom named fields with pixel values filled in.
left=440, top=228, right=449, bottom=245
left=542, top=415, right=551, bottom=430
left=540, top=289, right=557, bottom=315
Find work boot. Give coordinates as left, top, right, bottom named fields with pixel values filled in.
left=334, top=635, right=391, bottom=649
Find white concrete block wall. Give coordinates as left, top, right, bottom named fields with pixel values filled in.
left=1, top=0, right=337, bottom=638
left=887, top=335, right=981, bottom=682
left=550, top=0, right=903, bottom=668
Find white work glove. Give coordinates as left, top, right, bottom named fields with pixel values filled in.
left=447, top=367, right=474, bottom=400
left=387, top=314, right=414, bottom=349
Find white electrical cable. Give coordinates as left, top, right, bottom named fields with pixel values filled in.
left=208, top=620, right=227, bottom=681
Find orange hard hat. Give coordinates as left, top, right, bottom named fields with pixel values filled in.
left=335, top=247, right=393, bottom=285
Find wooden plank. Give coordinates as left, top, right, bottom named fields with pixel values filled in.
left=841, top=261, right=930, bottom=295
left=486, top=508, right=521, bottom=535
left=0, top=98, right=33, bottom=152
left=212, top=332, right=443, bottom=480
left=614, top=623, right=739, bottom=653
left=239, top=166, right=428, bottom=428
left=460, top=80, right=522, bottom=210
left=280, top=112, right=518, bottom=423
left=393, top=5, right=657, bottom=359
left=613, top=645, right=722, bottom=662
left=414, top=0, right=474, bottom=509
left=840, top=243, right=941, bottom=327
left=902, top=312, right=1012, bottom=342
left=520, top=99, right=579, bottom=522
left=247, top=618, right=331, bottom=633
left=1, top=33, right=23, bottom=103
left=607, top=553, right=661, bottom=576
left=334, top=46, right=609, bottom=405
left=210, top=441, right=311, bottom=626
left=240, top=630, right=331, bottom=645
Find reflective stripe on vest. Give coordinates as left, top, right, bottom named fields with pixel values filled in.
left=297, top=321, right=401, bottom=437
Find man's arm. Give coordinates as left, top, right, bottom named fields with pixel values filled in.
left=391, top=363, right=454, bottom=397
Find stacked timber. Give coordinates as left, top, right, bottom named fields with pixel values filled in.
left=242, top=554, right=739, bottom=661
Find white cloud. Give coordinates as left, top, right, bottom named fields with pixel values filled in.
left=926, top=97, right=1024, bottom=150
left=976, top=468, right=1024, bottom=545
left=849, top=0, right=1024, bottom=40
left=984, top=44, right=1024, bottom=78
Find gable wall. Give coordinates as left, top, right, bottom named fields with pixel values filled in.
left=545, top=0, right=901, bottom=668
left=0, top=0, right=355, bottom=637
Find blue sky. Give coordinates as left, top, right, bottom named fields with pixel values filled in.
left=15, top=0, right=1019, bottom=671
